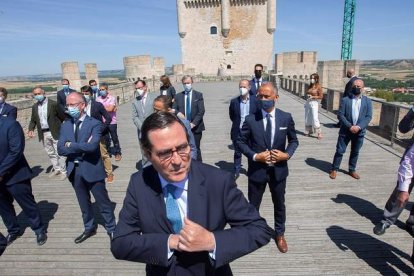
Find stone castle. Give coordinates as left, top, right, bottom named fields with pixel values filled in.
left=176, top=0, right=276, bottom=76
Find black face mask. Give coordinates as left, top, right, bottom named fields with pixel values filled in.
left=254, top=70, right=262, bottom=79
left=351, top=87, right=361, bottom=95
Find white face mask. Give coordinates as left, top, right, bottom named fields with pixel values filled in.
left=136, top=89, right=144, bottom=96
left=239, top=87, right=249, bottom=96
left=310, top=79, right=315, bottom=84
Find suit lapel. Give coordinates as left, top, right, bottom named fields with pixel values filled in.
left=187, top=163, right=207, bottom=228
left=272, top=109, right=281, bottom=148
left=255, top=111, right=267, bottom=148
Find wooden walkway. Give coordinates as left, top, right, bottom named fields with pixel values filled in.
left=0, top=81, right=412, bottom=275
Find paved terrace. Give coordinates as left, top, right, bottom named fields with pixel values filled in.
left=0, top=82, right=412, bottom=275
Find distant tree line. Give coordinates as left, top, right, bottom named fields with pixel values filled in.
left=361, top=76, right=414, bottom=90
left=372, top=90, right=414, bottom=103
left=8, top=86, right=56, bottom=94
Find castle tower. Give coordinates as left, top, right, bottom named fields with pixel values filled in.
left=84, top=63, right=99, bottom=84
left=176, top=0, right=276, bottom=76
left=61, top=61, right=82, bottom=91
left=123, top=55, right=153, bottom=82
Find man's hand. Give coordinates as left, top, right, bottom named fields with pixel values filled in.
left=270, top=150, right=289, bottom=163
left=255, top=150, right=271, bottom=164
left=177, top=112, right=185, bottom=119
left=168, top=234, right=181, bottom=251
left=190, top=123, right=196, bottom=129
left=178, top=218, right=215, bottom=252
left=27, top=131, right=35, bottom=138
left=397, top=191, right=410, bottom=208
left=349, top=126, right=360, bottom=134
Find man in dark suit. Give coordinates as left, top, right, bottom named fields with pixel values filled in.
left=80, top=85, right=114, bottom=184
left=0, top=87, right=17, bottom=120
left=173, top=75, right=205, bottom=161
left=374, top=106, right=414, bottom=236
left=237, top=83, right=298, bottom=254
left=343, top=68, right=358, bottom=98
left=28, top=86, right=66, bottom=180
left=329, top=78, right=372, bottom=180
left=57, top=92, right=116, bottom=243
left=0, top=116, right=47, bottom=246
left=111, top=112, right=272, bottom=275
left=56, top=78, right=76, bottom=115
left=229, top=79, right=259, bottom=179
left=249, top=64, right=265, bottom=96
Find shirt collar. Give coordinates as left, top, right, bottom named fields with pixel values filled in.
left=261, top=107, right=276, bottom=118
left=78, top=113, right=87, bottom=122
left=38, top=98, right=48, bottom=106
left=158, top=173, right=188, bottom=192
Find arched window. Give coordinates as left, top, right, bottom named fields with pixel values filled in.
left=210, top=26, right=217, bottom=35
left=227, top=65, right=231, bottom=69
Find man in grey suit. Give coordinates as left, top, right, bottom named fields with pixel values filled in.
left=132, top=80, right=158, bottom=168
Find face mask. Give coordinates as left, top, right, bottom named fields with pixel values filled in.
left=136, top=89, right=144, bottom=96
left=34, top=95, right=45, bottom=102
left=239, top=87, right=249, bottom=96
left=62, top=84, right=69, bottom=90
left=84, top=95, right=91, bottom=103
left=0, top=96, right=4, bottom=104
left=260, top=99, right=275, bottom=110
left=91, top=86, right=98, bottom=92
left=183, top=83, right=192, bottom=92
left=310, top=79, right=315, bottom=84
left=99, top=90, right=107, bottom=97
left=351, top=87, right=362, bottom=96
left=67, top=106, right=81, bottom=119
left=254, top=70, right=262, bottom=79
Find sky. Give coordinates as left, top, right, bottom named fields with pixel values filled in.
left=0, top=0, right=413, bottom=77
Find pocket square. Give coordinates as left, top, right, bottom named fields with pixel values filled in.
left=279, top=127, right=287, bottom=130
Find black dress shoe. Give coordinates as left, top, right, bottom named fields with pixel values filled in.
left=74, top=230, right=97, bottom=244
left=36, top=232, right=47, bottom=246
left=373, top=222, right=389, bottom=235
left=6, top=234, right=19, bottom=246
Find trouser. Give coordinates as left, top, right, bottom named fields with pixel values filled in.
left=105, top=124, right=121, bottom=156
left=304, top=99, right=321, bottom=134
left=42, top=131, right=66, bottom=173
left=99, top=139, right=113, bottom=177
left=232, top=139, right=242, bottom=174
left=193, top=131, right=203, bottom=162
left=0, top=180, right=44, bottom=236
left=332, top=133, right=364, bottom=172
left=70, top=166, right=116, bottom=234
left=248, top=169, right=286, bottom=236
left=382, top=180, right=414, bottom=233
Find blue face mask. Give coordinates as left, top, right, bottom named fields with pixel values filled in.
left=183, top=84, right=192, bottom=92
left=260, top=99, right=275, bottom=111
left=67, top=106, right=81, bottom=119
left=34, top=95, right=45, bottom=102
left=91, top=86, right=98, bottom=92
left=99, top=90, right=107, bottom=97
left=84, top=95, right=91, bottom=103
left=62, top=84, right=69, bottom=90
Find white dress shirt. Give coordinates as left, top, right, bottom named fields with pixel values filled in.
left=38, top=98, right=49, bottom=130
left=398, top=143, right=414, bottom=192
left=352, top=96, right=362, bottom=125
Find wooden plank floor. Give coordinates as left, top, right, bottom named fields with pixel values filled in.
left=1, top=81, right=412, bottom=275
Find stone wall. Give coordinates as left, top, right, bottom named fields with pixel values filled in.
left=275, top=51, right=317, bottom=80
left=84, top=63, right=99, bottom=84
left=61, top=62, right=82, bottom=91
left=317, top=60, right=360, bottom=91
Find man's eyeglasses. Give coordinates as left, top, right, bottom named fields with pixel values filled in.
left=65, top=102, right=83, bottom=108
left=152, top=143, right=190, bottom=162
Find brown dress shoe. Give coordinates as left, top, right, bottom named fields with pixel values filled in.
left=275, top=235, right=288, bottom=253
left=349, top=171, right=360, bottom=179
left=329, top=170, right=337, bottom=179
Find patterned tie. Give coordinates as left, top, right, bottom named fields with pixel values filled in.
left=265, top=113, right=272, bottom=148
left=185, top=92, right=191, bottom=120
left=165, top=184, right=182, bottom=234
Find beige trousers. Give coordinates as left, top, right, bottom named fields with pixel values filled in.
left=100, top=139, right=113, bottom=176
left=42, top=131, right=66, bottom=173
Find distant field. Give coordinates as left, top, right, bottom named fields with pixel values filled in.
left=359, top=68, right=414, bottom=81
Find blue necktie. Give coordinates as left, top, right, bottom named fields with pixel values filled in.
left=265, top=113, right=272, bottom=148
left=185, top=93, right=191, bottom=120
left=165, top=184, right=182, bottom=234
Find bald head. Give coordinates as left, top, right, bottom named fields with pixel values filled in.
left=352, top=78, right=364, bottom=89
left=346, top=68, right=355, bottom=78
left=258, top=82, right=278, bottom=96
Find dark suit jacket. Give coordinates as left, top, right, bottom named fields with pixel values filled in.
left=237, top=109, right=299, bottom=182
left=57, top=88, right=76, bottom=113
left=343, top=76, right=358, bottom=98
left=173, top=90, right=205, bottom=133
left=0, top=117, right=32, bottom=186
left=89, top=100, right=111, bottom=135
left=111, top=161, right=272, bottom=276
left=229, top=95, right=259, bottom=141
left=0, top=103, right=17, bottom=120
left=28, top=99, right=65, bottom=141
left=338, top=95, right=372, bottom=136
left=57, top=115, right=106, bottom=182
left=249, top=78, right=267, bottom=96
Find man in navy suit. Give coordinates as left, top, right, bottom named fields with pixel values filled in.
left=56, top=78, right=76, bottom=115
left=237, top=83, right=298, bottom=253
left=57, top=92, right=116, bottom=244
left=229, top=79, right=259, bottom=179
left=0, top=116, right=47, bottom=246
left=249, top=64, right=265, bottom=96
left=0, top=87, right=17, bottom=120
left=329, top=78, right=372, bottom=180
left=173, top=75, right=205, bottom=161
left=343, top=68, right=358, bottom=98
left=111, top=112, right=272, bottom=275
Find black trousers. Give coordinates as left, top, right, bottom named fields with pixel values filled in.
left=248, top=169, right=286, bottom=236
left=0, top=180, right=44, bottom=236
left=105, top=124, right=121, bottom=155
left=193, top=131, right=203, bottom=162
